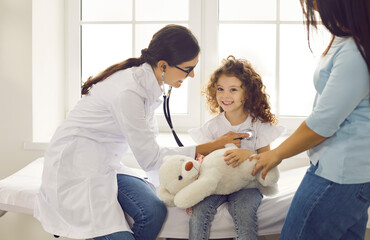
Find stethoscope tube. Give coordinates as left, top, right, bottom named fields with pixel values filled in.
left=162, top=70, right=184, bottom=147
left=163, top=89, right=184, bottom=147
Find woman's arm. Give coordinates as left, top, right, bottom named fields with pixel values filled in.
left=257, top=145, right=270, bottom=154
left=252, top=121, right=326, bottom=179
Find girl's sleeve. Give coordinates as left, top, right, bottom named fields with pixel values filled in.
left=255, top=123, right=286, bottom=150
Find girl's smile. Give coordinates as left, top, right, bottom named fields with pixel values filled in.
left=221, top=100, right=234, bottom=106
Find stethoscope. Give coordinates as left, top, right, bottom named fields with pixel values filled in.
left=235, top=127, right=254, bottom=141
left=161, top=66, right=184, bottom=147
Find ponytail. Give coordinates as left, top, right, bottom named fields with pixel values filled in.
left=81, top=57, right=145, bottom=95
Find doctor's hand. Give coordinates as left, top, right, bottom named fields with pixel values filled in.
left=215, top=131, right=249, bottom=148
left=250, top=149, right=282, bottom=179
left=224, top=149, right=255, bottom=167
left=196, top=132, right=249, bottom=157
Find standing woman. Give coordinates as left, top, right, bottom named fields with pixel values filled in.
left=34, top=24, right=247, bottom=240
left=251, top=0, right=370, bottom=239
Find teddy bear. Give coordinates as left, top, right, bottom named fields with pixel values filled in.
left=156, top=144, right=279, bottom=209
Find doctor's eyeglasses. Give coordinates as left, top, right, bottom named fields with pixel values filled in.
left=174, top=61, right=198, bottom=77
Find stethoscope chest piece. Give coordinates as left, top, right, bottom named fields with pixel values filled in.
left=245, top=129, right=254, bottom=140
left=242, top=127, right=254, bottom=140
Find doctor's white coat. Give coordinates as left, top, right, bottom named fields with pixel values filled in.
left=34, top=63, right=195, bottom=239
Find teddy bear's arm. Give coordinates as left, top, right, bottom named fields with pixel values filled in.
left=174, top=169, right=222, bottom=209
left=156, top=186, right=176, bottom=207
left=257, top=166, right=280, bottom=187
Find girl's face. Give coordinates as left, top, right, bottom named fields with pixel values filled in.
left=216, top=74, right=245, bottom=114
left=164, top=55, right=199, bottom=88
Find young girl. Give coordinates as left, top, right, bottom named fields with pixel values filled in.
left=188, top=55, right=284, bottom=240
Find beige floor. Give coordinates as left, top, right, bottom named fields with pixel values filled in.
left=0, top=212, right=369, bottom=240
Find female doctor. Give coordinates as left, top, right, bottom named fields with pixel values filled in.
left=34, top=24, right=247, bottom=240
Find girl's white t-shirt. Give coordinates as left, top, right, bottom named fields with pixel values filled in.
left=189, top=112, right=285, bottom=152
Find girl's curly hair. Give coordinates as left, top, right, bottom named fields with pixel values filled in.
left=203, top=55, right=277, bottom=124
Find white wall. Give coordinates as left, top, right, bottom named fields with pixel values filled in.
left=0, top=0, right=61, bottom=239
left=0, top=0, right=65, bottom=180
left=0, top=0, right=44, bottom=179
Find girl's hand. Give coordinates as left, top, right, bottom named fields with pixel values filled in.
left=215, top=131, right=249, bottom=148
left=250, top=149, right=282, bottom=179
left=224, top=149, right=255, bottom=167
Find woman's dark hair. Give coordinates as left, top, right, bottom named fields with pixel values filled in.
left=300, top=0, right=370, bottom=76
left=204, top=55, right=277, bottom=124
left=81, top=24, right=200, bottom=95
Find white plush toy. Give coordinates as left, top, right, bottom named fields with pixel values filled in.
left=157, top=144, right=279, bottom=209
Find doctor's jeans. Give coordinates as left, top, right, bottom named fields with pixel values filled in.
left=280, top=164, right=370, bottom=240
left=189, top=188, right=263, bottom=240
left=94, top=174, right=167, bottom=240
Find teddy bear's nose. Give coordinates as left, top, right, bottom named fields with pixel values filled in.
left=185, top=161, right=193, bottom=171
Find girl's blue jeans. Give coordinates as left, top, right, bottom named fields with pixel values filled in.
left=280, top=163, right=370, bottom=240
left=94, top=174, right=167, bottom=240
left=189, top=188, right=263, bottom=240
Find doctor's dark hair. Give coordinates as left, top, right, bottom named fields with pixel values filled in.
left=300, top=0, right=370, bottom=77
left=81, top=24, right=200, bottom=95
left=204, top=55, right=277, bottom=124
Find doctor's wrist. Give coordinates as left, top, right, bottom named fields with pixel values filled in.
left=196, top=140, right=223, bottom=157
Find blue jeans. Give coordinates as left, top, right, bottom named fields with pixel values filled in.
left=280, top=164, right=370, bottom=240
left=189, top=188, right=263, bottom=240
left=94, top=174, right=167, bottom=240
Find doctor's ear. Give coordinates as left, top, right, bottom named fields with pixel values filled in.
left=157, top=60, right=168, bottom=72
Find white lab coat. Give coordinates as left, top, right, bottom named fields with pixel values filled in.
left=34, top=63, right=195, bottom=239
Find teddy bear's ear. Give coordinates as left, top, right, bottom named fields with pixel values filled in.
left=156, top=185, right=175, bottom=207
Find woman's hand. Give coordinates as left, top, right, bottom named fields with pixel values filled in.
left=250, top=149, right=282, bottom=179
left=249, top=121, right=326, bottom=179
left=224, top=149, right=255, bottom=167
